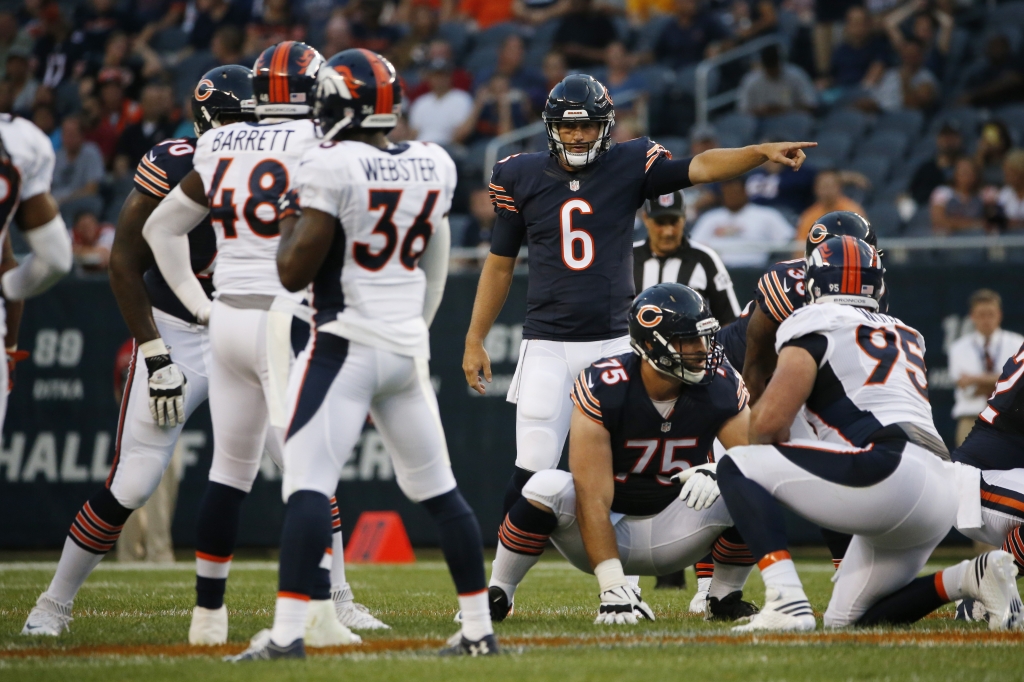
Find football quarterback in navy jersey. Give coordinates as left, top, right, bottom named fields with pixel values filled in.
left=462, top=73, right=815, bottom=532
left=486, top=284, right=759, bottom=624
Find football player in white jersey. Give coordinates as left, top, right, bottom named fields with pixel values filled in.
left=717, top=236, right=1023, bottom=632
left=0, top=112, right=73, bottom=431
left=143, top=42, right=379, bottom=645
left=228, top=49, right=494, bottom=661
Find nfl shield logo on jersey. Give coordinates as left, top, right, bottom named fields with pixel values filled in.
left=569, top=179, right=580, bottom=191
left=661, top=422, right=671, bottom=432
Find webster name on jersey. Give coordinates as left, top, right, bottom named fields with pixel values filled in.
left=358, top=156, right=441, bottom=183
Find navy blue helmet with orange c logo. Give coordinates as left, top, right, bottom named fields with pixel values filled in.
left=252, top=41, right=324, bottom=119
left=192, top=65, right=256, bottom=136
left=315, top=48, right=402, bottom=140
left=804, top=210, right=878, bottom=259
left=805, top=235, right=884, bottom=310
left=628, top=283, right=723, bottom=385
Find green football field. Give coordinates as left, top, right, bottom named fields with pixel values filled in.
left=1, top=549, right=1021, bottom=682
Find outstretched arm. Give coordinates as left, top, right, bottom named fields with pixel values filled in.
left=2, top=193, right=72, bottom=301
left=689, top=141, right=816, bottom=185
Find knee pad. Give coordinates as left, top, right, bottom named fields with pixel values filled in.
left=516, top=356, right=567, bottom=422
left=108, top=454, right=169, bottom=510
left=522, top=469, right=573, bottom=509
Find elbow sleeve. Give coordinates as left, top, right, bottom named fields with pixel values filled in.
left=1, top=214, right=72, bottom=300
left=421, top=215, right=451, bottom=327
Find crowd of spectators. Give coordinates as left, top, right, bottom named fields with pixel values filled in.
left=2, top=0, right=1024, bottom=272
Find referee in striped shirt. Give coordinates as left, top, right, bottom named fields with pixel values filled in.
left=633, top=191, right=741, bottom=325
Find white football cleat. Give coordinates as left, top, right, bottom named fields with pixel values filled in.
left=732, top=587, right=815, bottom=632
left=21, top=594, right=72, bottom=636
left=959, top=551, right=1023, bottom=631
left=332, top=586, right=390, bottom=629
left=689, top=590, right=709, bottom=615
left=305, top=599, right=362, bottom=646
left=189, top=604, right=228, bottom=645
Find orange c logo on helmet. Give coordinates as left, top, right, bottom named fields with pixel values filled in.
left=809, top=224, right=828, bottom=244
left=194, top=79, right=214, bottom=101
left=331, top=65, right=362, bottom=98
left=637, top=305, right=663, bottom=328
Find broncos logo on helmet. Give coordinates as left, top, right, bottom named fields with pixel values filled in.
left=314, top=49, right=401, bottom=140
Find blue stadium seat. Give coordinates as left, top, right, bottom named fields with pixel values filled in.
left=994, top=104, right=1024, bottom=141
left=804, top=151, right=837, bottom=169
left=846, top=156, right=891, bottom=188
left=864, top=201, right=903, bottom=237
left=812, top=131, right=853, bottom=163
left=928, top=106, right=982, bottom=138
left=760, top=111, right=814, bottom=141
left=875, top=110, right=923, bottom=139
left=523, top=19, right=560, bottom=69
left=712, top=112, right=758, bottom=146
left=677, top=65, right=718, bottom=95
left=861, top=130, right=910, bottom=162
left=438, top=21, right=471, bottom=61
left=903, top=207, right=933, bottom=237
left=474, top=22, right=523, bottom=51
left=818, top=108, right=871, bottom=140
left=988, top=1, right=1024, bottom=26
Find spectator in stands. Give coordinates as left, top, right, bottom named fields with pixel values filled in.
left=245, top=0, right=306, bottom=58
left=457, top=0, right=515, bottom=30
left=84, top=31, right=144, bottom=100
left=997, top=149, right=1024, bottom=231
left=130, top=0, right=184, bottom=37
left=87, top=67, right=142, bottom=165
left=604, top=42, right=647, bottom=140
left=542, top=51, right=568, bottom=93
left=647, top=0, right=728, bottom=70
left=0, top=12, right=32, bottom=80
left=390, top=4, right=439, bottom=72
left=320, top=10, right=354, bottom=60
left=948, top=289, right=1023, bottom=446
left=625, top=0, right=673, bottom=25
left=32, top=3, right=87, bottom=90
left=114, top=81, right=177, bottom=174
left=858, top=36, right=938, bottom=113
left=745, top=153, right=818, bottom=218
left=454, top=73, right=530, bottom=145
left=74, top=0, right=129, bottom=58
left=883, top=0, right=953, bottom=80
left=795, top=169, right=867, bottom=242
left=477, top=34, right=547, bottom=113
left=975, top=120, right=1013, bottom=188
left=462, top=187, right=496, bottom=248
left=53, top=116, right=106, bottom=224
left=681, top=123, right=720, bottom=220
left=32, top=104, right=59, bottom=149
left=350, top=0, right=404, bottom=58
left=737, top=43, right=817, bottom=117
left=728, top=0, right=778, bottom=44
left=689, top=176, right=795, bottom=268
left=930, top=157, right=990, bottom=235
left=824, top=6, right=889, bottom=93
left=406, top=40, right=473, bottom=101
left=5, top=45, right=39, bottom=117
left=71, top=210, right=115, bottom=273
left=909, top=120, right=963, bottom=206
left=958, top=33, right=1024, bottom=108
left=186, top=0, right=250, bottom=53
left=408, top=57, right=474, bottom=145
left=554, top=0, right=618, bottom=70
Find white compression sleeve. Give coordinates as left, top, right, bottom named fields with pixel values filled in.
left=1, top=213, right=72, bottom=300
left=420, top=215, right=450, bottom=328
left=141, top=184, right=211, bottom=322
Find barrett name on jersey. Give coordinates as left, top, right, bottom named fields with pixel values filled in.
left=488, top=137, right=684, bottom=342
left=571, top=351, right=748, bottom=516
left=193, top=118, right=319, bottom=300
left=133, top=137, right=217, bottom=324
left=776, top=303, right=943, bottom=451
left=294, top=139, right=457, bottom=358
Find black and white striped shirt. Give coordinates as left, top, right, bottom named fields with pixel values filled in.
left=632, top=238, right=740, bottom=325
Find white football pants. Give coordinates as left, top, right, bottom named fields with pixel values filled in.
left=957, top=467, right=1024, bottom=547
left=283, top=334, right=456, bottom=503
left=725, top=440, right=957, bottom=627
left=507, top=336, right=631, bottom=472
left=522, top=469, right=734, bottom=575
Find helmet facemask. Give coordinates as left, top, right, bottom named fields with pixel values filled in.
left=632, top=320, right=723, bottom=386
left=545, top=115, right=614, bottom=168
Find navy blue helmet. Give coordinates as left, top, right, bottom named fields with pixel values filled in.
left=192, top=65, right=256, bottom=136
left=804, top=210, right=878, bottom=259
left=805, top=236, right=884, bottom=310
left=315, top=48, right=401, bottom=140
left=252, top=41, right=324, bottom=119
left=629, top=283, right=723, bottom=385
left=542, top=74, right=614, bottom=168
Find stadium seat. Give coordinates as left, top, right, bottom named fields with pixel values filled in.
left=988, top=0, right=1024, bottom=26
left=760, top=111, right=814, bottom=141
left=875, top=110, right=923, bottom=139
left=677, top=65, right=719, bottom=95
left=712, top=112, right=758, bottom=146
left=474, top=22, right=523, bottom=51
left=438, top=21, right=471, bottom=61
left=812, top=131, right=853, bottom=164
left=994, top=104, right=1024, bottom=142
left=846, top=156, right=891, bottom=188
left=903, top=207, right=934, bottom=237
left=523, top=19, right=560, bottom=69
left=636, top=15, right=673, bottom=53
left=861, top=130, right=910, bottom=162
left=928, top=106, right=982, bottom=138
left=864, top=201, right=903, bottom=237
left=804, top=151, right=838, bottom=169
left=818, top=108, right=871, bottom=140
left=448, top=214, right=472, bottom=248
left=464, top=46, right=500, bottom=78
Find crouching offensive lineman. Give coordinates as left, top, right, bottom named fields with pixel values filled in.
left=488, top=284, right=759, bottom=624
left=718, top=236, right=1023, bottom=631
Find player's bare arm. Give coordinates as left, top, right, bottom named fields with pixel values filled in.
left=748, top=346, right=817, bottom=444
left=688, top=141, right=816, bottom=185
left=742, top=305, right=782, bottom=404
left=717, top=406, right=751, bottom=449
left=277, top=208, right=334, bottom=292
left=463, top=253, right=516, bottom=395
left=109, top=190, right=161, bottom=343
left=566, top=407, right=619, bottom=568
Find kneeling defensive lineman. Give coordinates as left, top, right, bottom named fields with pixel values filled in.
left=228, top=49, right=494, bottom=661
left=718, top=236, right=1022, bottom=631
left=488, top=284, right=758, bottom=624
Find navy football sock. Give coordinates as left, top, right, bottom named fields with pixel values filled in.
left=278, top=490, right=333, bottom=599
left=821, top=528, right=853, bottom=567
left=499, top=497, right=558, bottom=555
left=421, top=488, right=486, bottom=594
left=502, top=466, right=536, bottom=517
left=195, top=482, right=247, bottom=609
left=717, top=457, right=789, bottom=560
left=68, top=487, right=133, bottom=555
left=855, top=574, right=947, bottom=626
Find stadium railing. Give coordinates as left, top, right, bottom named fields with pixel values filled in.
left=695, top=33, right=788, bottom=127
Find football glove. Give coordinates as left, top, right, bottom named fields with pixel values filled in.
left=594, top=585, right=655, bottom=625
left=672, top=463, right=719, bottom=511
left=145, top=354, right=187, bottom=427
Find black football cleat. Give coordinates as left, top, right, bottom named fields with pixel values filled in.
left=489, top=585, right=514, bottom=622
left=655, top=570, right=687, bottom=590
left=706, top=591, right=759, bottom=622
left=439, top=632, right=500, bottom=657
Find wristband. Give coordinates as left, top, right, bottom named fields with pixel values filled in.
left=138, top=338, right=169, bottom=358
left=594, top=558, right=628, bottom=593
